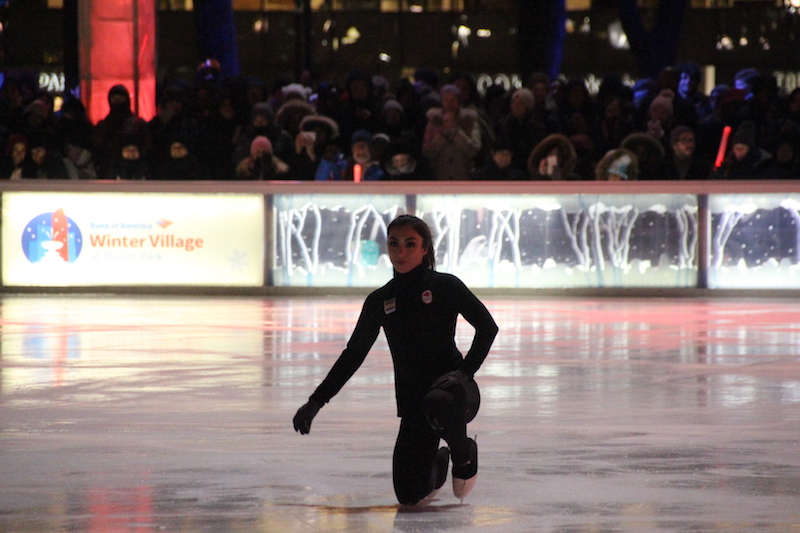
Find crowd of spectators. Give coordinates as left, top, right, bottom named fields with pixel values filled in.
left=1, top=61, right=799, bottom=182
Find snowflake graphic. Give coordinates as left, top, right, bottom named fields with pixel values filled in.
left=227, top=250, right=249, bottom=272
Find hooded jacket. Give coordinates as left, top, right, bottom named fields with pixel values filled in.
left=527, top=134, right=578, bottom=180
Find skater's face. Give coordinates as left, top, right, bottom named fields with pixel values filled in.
left=387, top=226, right=427, bottom=274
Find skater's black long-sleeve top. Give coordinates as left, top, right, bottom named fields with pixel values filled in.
left=310, top=263, right=498, bottom=417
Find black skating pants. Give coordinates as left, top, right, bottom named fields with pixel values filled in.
left=392, top=384, right=471, bottom=505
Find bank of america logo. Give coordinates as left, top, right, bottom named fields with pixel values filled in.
left=21, top=209, right=83, bottom=263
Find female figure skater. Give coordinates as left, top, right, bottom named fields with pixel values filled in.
left=293, top=214, right=498, bottom=505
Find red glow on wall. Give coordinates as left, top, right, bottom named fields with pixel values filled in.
left=79, top=0, right=156, bottom=124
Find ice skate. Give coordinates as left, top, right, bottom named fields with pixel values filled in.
left=418, top=446, right=450, bottom=503
left=452, top=437, right=477, bottom=502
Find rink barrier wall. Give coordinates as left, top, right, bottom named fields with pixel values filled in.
left=1, top=179, right=799, bottom=297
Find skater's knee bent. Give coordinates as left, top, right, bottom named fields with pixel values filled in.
left=395, top=487, right=429, bottom=506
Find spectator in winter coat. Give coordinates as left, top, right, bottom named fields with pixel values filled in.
left=713, top=120, right=772, bottom=179
left=596, top=148, right=639, bottom=181
left=621, top=133, right=666, bottom=180
left=155, top=137, right=210, bottom=180
left=286, top=114, right=342, bottom=181
left=106, top=136, right=152, bottom=180
left=1, top=134, right=28, bottom=179
left=762, top=120, right=800, bottom=179
left=527, top=134, right=579, bottom=180
left=63, top=140, right=98, bottom=180
left=645, top=89, right=677, bottom=152
left=199, top=92, right=241, bottom=180
left=148, top=82, right=200, bottom=172
left=334, top=68, right=381, bottom=153
left=470, top=139, right=526, bottom=180
left=495, top=88, right=547, bottom=173
left=676, top=62, right=711, bottom=121
left=422, top=85, right=482, bottom=180
left=330, top=129, right=384, bottom=181
left=232, top=102, right=294, bottom=169
left=383, top=138, right=429, bottom=181
left=92, top=84, right=151, bottom=178
left=235, top=135, right=289, bottom=180
left=16, top=133, right=69, bottom=180
left=662, top=126, right=712, bottom=180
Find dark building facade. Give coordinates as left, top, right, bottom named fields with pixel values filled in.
left=2, top=2, right=800, bottom=99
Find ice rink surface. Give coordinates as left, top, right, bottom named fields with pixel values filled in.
left=0, top=294, right=799, bottom=532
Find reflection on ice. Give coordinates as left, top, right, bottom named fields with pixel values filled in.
left=1, top=296, right=800, bottom=532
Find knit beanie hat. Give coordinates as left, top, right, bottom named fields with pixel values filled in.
left=252, top=102, right=274, bottom=121
left=250, top=135, right=273, bottom=157
left=511, top=88, right=536, bottom=111
left=382, top=99, right=405, bottom=116
left=732, top=120, right=756, bottom=149
left=351, top=129, right=373, bottom=147
left=439, top=84, right=461, bottom=98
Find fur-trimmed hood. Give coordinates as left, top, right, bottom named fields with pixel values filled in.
left=527, top=133, right=577, bottom=179
left=275, top=99, right=317, bottom=132
left=424, top=106, right=479, bottom=123
left=596, top=148, right=639, bottom=181
left=299, top=114, right=340, bottom=140
left=620, top=132, right=665, bottom=163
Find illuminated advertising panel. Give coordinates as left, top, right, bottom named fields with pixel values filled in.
left=2, top=193, right=264, bottom=287
left=708, top=193, right=800, bottom=289
left=270, top=191, right=699, bottom=289
left=416, top=193, right=700, bottom=288
left=272, top=193, right=407, bottom=287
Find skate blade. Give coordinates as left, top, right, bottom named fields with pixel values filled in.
left=452, top=475, right=476, bottom=502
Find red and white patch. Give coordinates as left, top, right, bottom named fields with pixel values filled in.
left=421, top=290, right=433, bottom=304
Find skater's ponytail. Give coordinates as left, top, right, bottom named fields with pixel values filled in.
left=387, top=214, right=436, bottom=270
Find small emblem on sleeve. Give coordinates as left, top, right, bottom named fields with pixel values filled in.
left=422, top=290, right=433, bottom=304
left=384, top=298, right=396, bottom=314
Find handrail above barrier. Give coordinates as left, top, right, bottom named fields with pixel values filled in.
left=1, top=179, right=800, bottom=195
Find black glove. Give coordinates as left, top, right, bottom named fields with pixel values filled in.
left=293, top=400, right=321, bottom=434
left=429, top=369, right=469, bottom=391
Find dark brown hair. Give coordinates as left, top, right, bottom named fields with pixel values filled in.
left=387, top=214, right=436, bottom=270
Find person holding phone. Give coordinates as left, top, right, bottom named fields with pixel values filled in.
left=526, top=133, right=579, bottom=180
left=421, top=85, right=482, bottom=180
left=293, top=215, right=498, bottom=505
